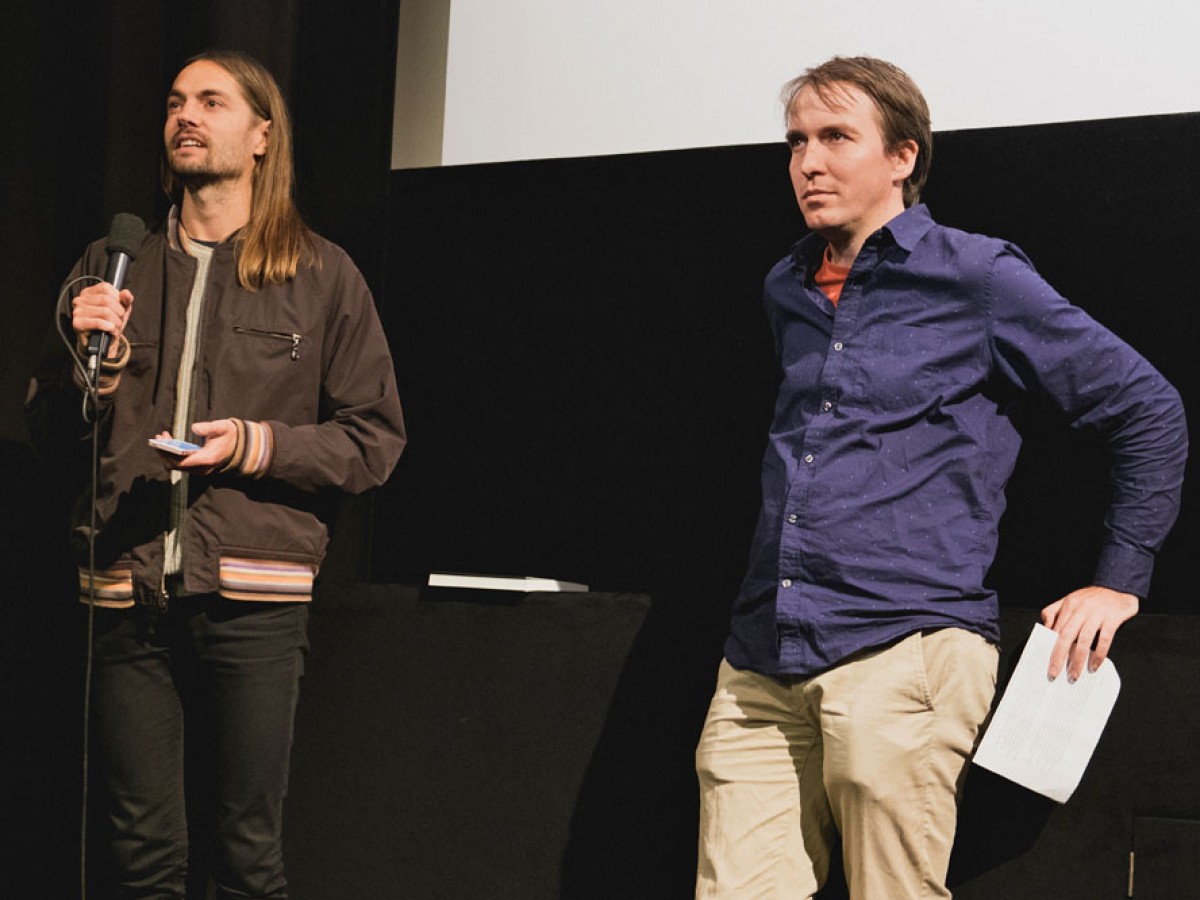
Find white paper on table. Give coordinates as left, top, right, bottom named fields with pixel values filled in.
left=972, top=623, right=1121, bottom=803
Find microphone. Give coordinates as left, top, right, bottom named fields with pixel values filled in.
left=86, top=213, right=148, bottom=364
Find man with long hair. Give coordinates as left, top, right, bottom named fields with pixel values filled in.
left=31, top=50, right=406, bottom=897
left=695, top=56, right=1186, bottom=899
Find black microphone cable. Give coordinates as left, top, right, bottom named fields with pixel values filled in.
left=54, top=212, right=144, bottom=899
left=53, top=272, right=120, bottom=900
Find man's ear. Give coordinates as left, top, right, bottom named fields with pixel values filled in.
left=254, top=120, right=271, bottom=159
left=891, top=138, right=918, bottom=183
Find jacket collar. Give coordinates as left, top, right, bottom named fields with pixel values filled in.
left=166, top=204, right=243, bottom=256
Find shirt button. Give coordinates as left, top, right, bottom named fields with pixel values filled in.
left=803, top=453, right=814, bottom=464
left=787, top=514, right=798, bottom=524
left=821, top=401, right=833, bottom=412
left=781, top=579, right=792, bottom=588
left=833, top=341, right=843, bottom=351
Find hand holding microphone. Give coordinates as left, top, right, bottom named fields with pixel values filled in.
left=74, top=283, right=134, bottom=357
left=74, top=213, right=146, bottom=377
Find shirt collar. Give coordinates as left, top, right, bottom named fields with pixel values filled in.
left=885, top=203, right=935, bottom=253
left=791, top=203, right=935, bottom=272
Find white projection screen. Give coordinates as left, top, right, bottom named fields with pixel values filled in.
left=393, top=0, right=1200, bottom=169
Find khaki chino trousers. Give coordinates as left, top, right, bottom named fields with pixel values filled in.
left=696, top=628, right=998, bottom=900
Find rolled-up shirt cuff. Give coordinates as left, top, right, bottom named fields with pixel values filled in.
left=1092, top=540, right=1155, bottom=599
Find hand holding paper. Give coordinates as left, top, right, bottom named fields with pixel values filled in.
left=1041, top=584, right=1138, bottom=681
left=973, top=623, right=1121, bottom=803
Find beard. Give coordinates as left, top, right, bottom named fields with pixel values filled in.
left=166, top=146, right=254, bottom=192
left=171, top=169, right=222, bottom=192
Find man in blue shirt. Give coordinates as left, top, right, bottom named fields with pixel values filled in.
left=695, top=56, right=1187, bottom=899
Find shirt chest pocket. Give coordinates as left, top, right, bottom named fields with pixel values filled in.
left=850, top=323, right=950, bottom=411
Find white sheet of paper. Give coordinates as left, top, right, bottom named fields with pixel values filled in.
left=973, top=623, right=1121, bottom=803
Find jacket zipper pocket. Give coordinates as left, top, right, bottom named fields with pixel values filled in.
left=233, top=326, right=302, bottom=360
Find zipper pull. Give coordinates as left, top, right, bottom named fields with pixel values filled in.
left=290, top=333, right=301, bottom=360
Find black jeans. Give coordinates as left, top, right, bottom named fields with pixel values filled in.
left=90, top=596, right=309, bottom=899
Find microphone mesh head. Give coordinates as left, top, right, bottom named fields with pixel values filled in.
left=106, top=213, right=148, bottom=260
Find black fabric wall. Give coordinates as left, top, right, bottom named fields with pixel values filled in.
left=279, top=589, right=1200, bottom=900
left=363, top=116, right=1199, bottom=898
left=377, top=115, right=1198, bottom=613
left=350, top=116, right=1195, bottom=897
left=2, top=0, right=398, bottom=475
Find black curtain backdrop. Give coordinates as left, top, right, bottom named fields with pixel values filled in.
left=1, top=2, right=398, bottom=895
left=3, top=0, right=397, bottom=442
left=375, top=117, right=1198, bottom=611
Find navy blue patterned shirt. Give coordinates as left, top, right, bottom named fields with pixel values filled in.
left=727, top=204, right=1187, bottom=676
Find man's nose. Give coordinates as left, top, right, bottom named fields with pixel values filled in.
left=795, top=145, right=825, bottom=179
left=173, top=102, right=198, bottom=126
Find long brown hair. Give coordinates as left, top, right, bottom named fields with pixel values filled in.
left=161, top=49, right=317, bottom=289
left=781, top=56, right=932, bottom=208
